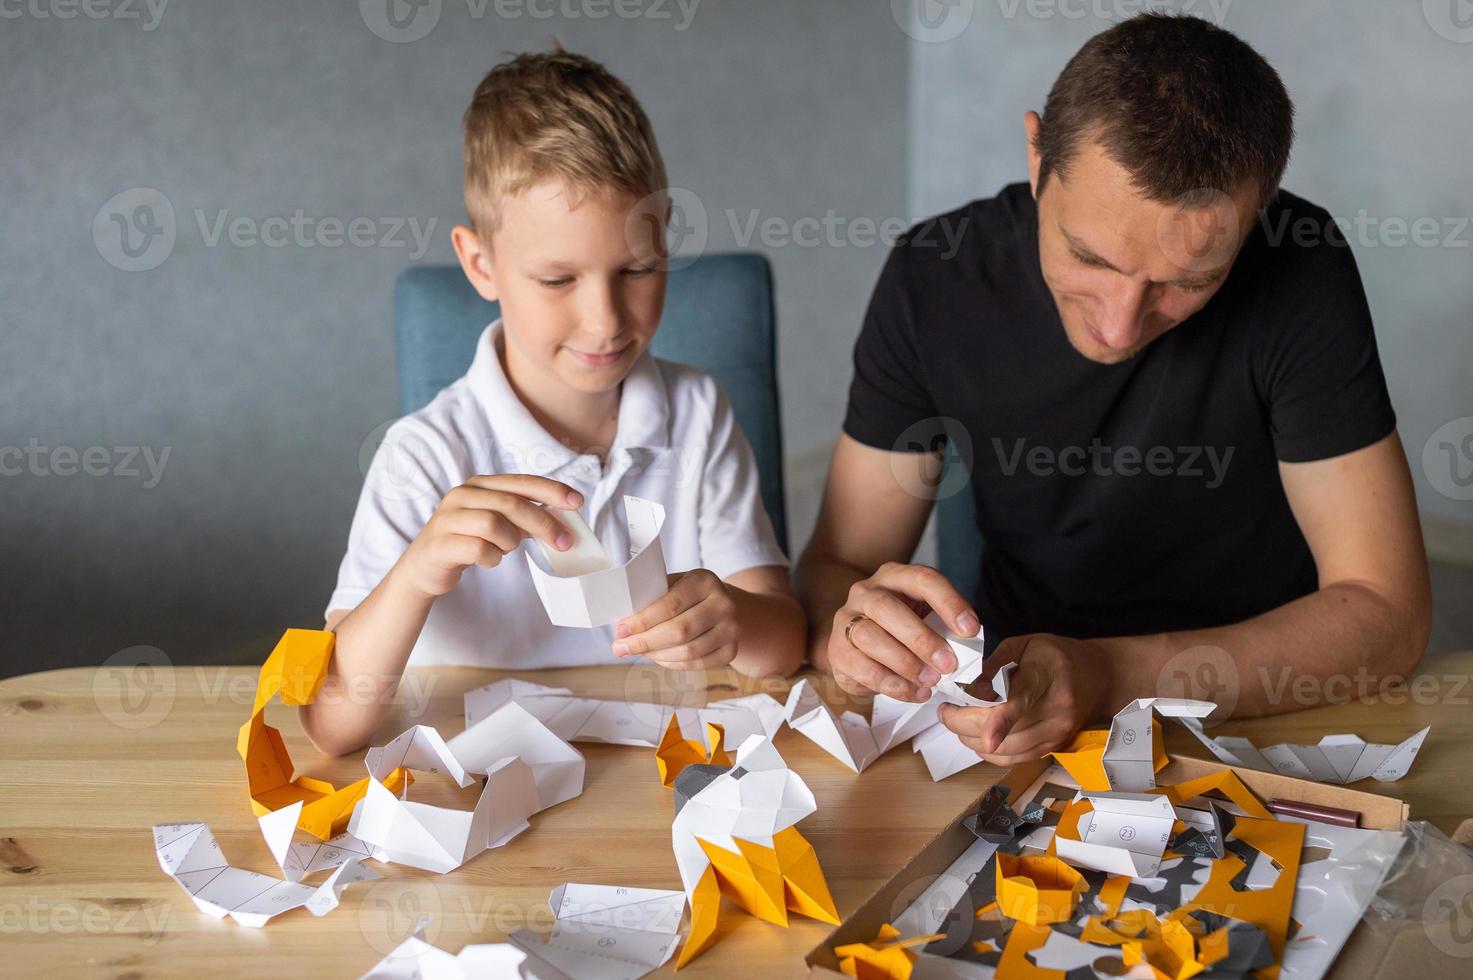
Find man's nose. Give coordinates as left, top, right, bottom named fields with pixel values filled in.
left=1096, top=279, right=1149, bottom=350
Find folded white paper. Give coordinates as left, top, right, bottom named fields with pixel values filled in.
left=462, top=678, right=784, bottom=750
left=358, top=915, right=531, bottom=980
left=1053, top=791, right=1177, bottom=877
left=526, top=495, right=668, bottom=628
left=510, top=883, right=685, bottom=980
left=781, top=612, right=1008, bottom=778
left=258, top=800, right=373, bottom=882
left=1181, top=723, right=1430, bottom=784
left=1101, top=697, right=1217, bottom=791
left=349, top=713, right=583, bottom=874
left=153, top=822, right=376, bottom=927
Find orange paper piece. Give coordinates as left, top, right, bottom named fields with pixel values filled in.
left=834, top=923, right=945, bottom=979
left=677, top=825, right=839, bottom=968
left=995, top=854, right=1087, bottom=926
left=1157, top=769, right=1272, bottom=820
left=237, top=629, right=409, bottom=841
left=655, top=715, right=730, bottom=787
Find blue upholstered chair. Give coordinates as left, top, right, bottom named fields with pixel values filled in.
left=393, top=252, right=789, bottom=552
left=935, top=453, right=982, bottom=603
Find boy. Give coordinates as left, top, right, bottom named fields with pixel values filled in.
left=303, top=50, right=803, bottom=755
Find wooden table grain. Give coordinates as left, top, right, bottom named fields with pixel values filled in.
left=3, top=653, right=1471, bottom=978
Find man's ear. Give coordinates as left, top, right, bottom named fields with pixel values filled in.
left=1024, top=110, right=1042, bottom=199
left=452, top=224, right=499, bottom=302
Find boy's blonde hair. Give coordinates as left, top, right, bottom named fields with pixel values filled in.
left=463, top=48, right=667, bottom=234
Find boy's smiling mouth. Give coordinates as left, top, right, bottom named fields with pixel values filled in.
left=564, top=343, right=631, bottom=367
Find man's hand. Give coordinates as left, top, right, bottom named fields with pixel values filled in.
left=826, top=562, right=981, bottom=703
left=938, top=633, right=1112, bottom=765
left=614, top=569, right=739, bottom=671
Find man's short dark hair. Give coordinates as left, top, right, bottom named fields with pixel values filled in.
left=1035, top=13, right=1294, bottom=210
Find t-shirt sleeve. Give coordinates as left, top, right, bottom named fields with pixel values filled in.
left=1256, top=232, right=1397, bottom=462
left=325, top=417, right=462, bottom=618
left=841, top=239, right=940, bottom=452
left=695, top=379, right=789, bottom=580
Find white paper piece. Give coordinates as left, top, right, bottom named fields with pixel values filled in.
left=1053, top=791, right=1177, bottom=877
left=911, top=724, right=985, bottom=781
left=258, top=801, right=374, bottom=882
left=447, top=702, right=587, bottom=810
left=1180, top=724, right=1430, bottom=785
left=1100, top=697, right=1217, bottom=791
left=153, top=822, right=377, bottom=928
left=781, top=613, right=1008, bottom=779
left=526, top=495, right=668, bottom=628
left=358, top=915, right=531, bottom=980
left=463, top=679, right=784, bottom=750
left=510, top=883, right=685, bottom=980
left=671, top=735, right=817, bottom=901
left=351, top=708, right=584, bottom=874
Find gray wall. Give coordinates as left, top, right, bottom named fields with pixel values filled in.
left=906, top=0, right=1473, bottom=531
left=0, top=0, right=908, bottom=674
left=5, top=1, right=1470, bottom=676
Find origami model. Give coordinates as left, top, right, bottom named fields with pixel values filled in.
left=655, top=714, right=730, bottom=787
left=1049, top=697, right=1215, bottom=792
left=668, top=734, right=840, bottom=968
left=525, top=495, right=668, bottom=628
left=1180, top=722, right=1431, bottom=784
left=238, top=628, right=410, bottom=840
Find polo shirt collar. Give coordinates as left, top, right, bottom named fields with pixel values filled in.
left=465, top=321, right=671, bottom=478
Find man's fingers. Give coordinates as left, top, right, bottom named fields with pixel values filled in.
left=859, top=589, right=955, bottom=674
left=832, top=641, right=925, bottom=701
left=464, top=474, right=583, bottom=509
left=847, top=614, right=941, bottom=690
left=871, top=562, right=980, bottom=638
left=939, top=702, right=1022, bottom=754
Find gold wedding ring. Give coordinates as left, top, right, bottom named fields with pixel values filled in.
left=844, top=613, right=868, bottom=646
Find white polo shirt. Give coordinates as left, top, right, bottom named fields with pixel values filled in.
left=327, top=321, right=788, bottom=668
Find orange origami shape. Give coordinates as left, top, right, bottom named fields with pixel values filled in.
left=995, top=853, right=1088, bottom=926
left=676, top=825, right=840, bottom=969
left=237, top=629, right=409, bottom=840
left=833, top=923, right=943, bottom=980
left=655, top=715, right=731, bottom=787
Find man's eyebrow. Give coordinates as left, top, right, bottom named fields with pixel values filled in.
left=1059, top=226, right=1120, bottom=271
left=1062, top=223, right=1231, bottom=288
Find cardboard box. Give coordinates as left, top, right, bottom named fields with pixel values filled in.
left=805, top=755, right=1418, bottom=978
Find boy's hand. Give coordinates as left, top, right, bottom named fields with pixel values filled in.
left=612, top=569, right=738, bottom=670
left=398, top=475, right=583, bottom=599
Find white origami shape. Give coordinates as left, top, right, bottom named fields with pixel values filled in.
left=358, top=915, right=529, bottom=980
left=525, top=495, right=668, bottom=628
left=152, top=822, right=376, bottom=928
left=1181, top=723, right=1430, bottom=785
left=509, top=883, right=686, bottom=980
left=462, top=678, right=784, bottom=749
left=350, top=714, right=582, bottom=874
left=258, top=800, right=373, bottom=882
left=1053, top=791, right=1178, bottom=877
left=782, top=612, right=1011, bottom=778
left=1100, top=697, right=1217, bottom=791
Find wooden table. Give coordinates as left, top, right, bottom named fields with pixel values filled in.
left=3, top=654, right=1471, bottom=978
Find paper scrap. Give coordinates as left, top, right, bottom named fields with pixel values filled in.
left=238, top=629, right=410, bottom=840
left=153, top=822, right=376, bottom=928
left=1052, top=791, right=1177, bottom=877
left=1051, top=697, right=1216, bottom=792
left=358, top=916, right=529, bottom=979
left=670, top=734, right=839, bottom=968
left=509, top=883, right=685, bottom=980
left=1181, top=723, right=1431, bottom=784
left=462, top=679, right=784, bottom=749
left=447, top=702, right=587, bottom=811
left=525, top=495, right=668, bottom=628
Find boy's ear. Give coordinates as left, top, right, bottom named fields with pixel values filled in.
left=452, top=224, right=499, bottom=302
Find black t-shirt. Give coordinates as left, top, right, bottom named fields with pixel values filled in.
left=843, top=183, right=1396, bottom=647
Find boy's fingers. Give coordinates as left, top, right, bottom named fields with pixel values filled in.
left=464, top=474, right=583, bottom=508
left=449, top=489, right=571, bottom=550
left=617, top=590, right=725, bottom=656
left=845, top=615, right=940, bottom=689
left=617, top=575, right=704, bottom=638
left=871, top=563, right=979, bottom=638
left=639, top=620, right=729, bottom=664
left=445, top=509, right=522, bottom=553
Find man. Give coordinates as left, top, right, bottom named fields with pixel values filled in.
left=795, top=14, right=1430, bottom=765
